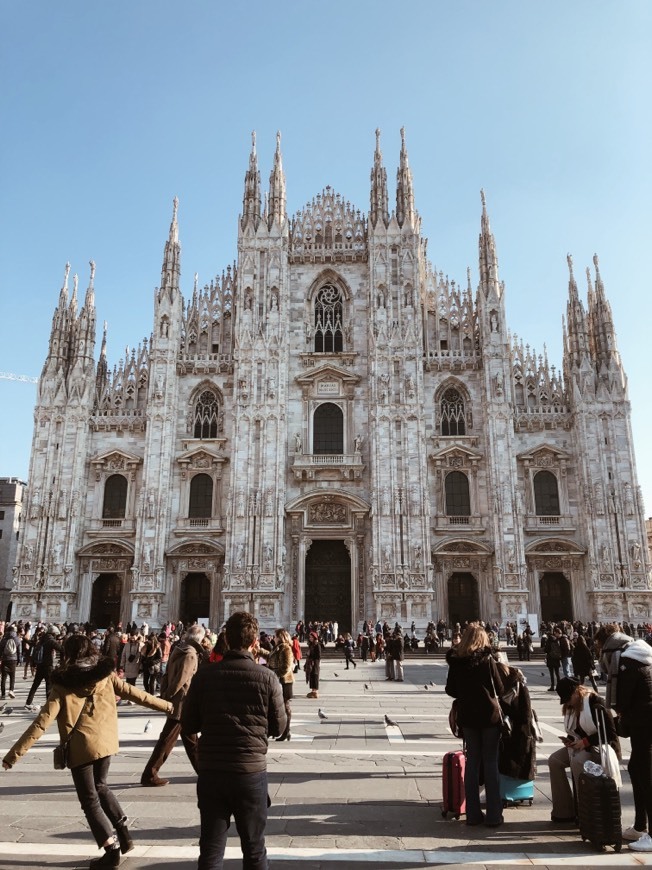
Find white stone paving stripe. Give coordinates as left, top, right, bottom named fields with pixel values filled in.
left=0, top=841, right=649, bottom=865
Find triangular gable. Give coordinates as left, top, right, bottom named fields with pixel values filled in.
left=295, top=363, right=361, bottom=387
left=516, top=442, right=572, bottom=463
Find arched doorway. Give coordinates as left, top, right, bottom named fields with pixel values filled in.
left=305, top=540, right=351, bottom=632
left=540, top=572, right=572, bottom=622
left=90, top=574, right=122, bottom=628
left=180, top=573, right=211, bottom=626
left=448, top=572, right=480, bottom=626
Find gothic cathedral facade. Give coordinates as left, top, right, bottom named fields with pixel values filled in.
left=12, top=131, right=652, bottom=630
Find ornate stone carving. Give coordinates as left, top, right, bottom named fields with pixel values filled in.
left=309, top=502, right=347, bottom=524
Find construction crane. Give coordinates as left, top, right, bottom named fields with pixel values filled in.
left=0, top=372, right=38, bottom=384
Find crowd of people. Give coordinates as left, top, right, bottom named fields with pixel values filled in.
left=1, top=612, right=651, bottom=865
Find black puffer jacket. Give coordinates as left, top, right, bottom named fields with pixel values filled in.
left=445, top=647, right=504, bottom=728
left=182, top=649, right=286, bottom=774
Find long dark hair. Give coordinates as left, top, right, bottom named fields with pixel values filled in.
left=61, top=633, right=98, bottom=665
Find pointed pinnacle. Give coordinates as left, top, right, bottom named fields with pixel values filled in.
left=63, top=262, right=71, bottom=290
left=251, top=130, right=256, bottom=155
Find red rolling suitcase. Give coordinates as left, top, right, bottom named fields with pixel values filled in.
left=441, top=750, right=466, bottom=819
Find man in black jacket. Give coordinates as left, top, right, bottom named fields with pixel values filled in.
left=24, top=625, right=62, bottom=710
left=183, top=611, right=286, bottom=870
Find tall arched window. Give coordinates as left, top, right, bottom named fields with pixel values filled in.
left=533, top=470, right=560, bottom=516
left=314, top=284, right=343, bottom=353
left=440, top=388, right=466, bottom=436
left=189, top=474, right=213, bottom=518
left=445, top=471, right=471, bottom=516
left=102, top=474, right=128, bottom=519
left=194, top=389, right=220, bottom=439
left=313, top=403, right=344, bottom=454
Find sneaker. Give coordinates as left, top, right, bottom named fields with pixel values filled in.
left=8, top=691, right=15, bottom=699
left=630, top=833, right=652, bottom=852
left=623, top=826, right=647, bottom=841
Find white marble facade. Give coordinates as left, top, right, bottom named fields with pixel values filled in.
left=12, top=131, right=652, bottom=631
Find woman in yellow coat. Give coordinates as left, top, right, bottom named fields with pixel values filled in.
left=2, top=633, right=172, bottom=868
left=267, top=628, right=295, bottom=741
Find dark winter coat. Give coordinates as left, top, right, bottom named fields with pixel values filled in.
left=445, top=647, right=505, bottom=729
left=0, top=629, right=20, bottom=662
left=616, top=644, right=652, bottom=733
left=571, top=639, right=595, bottom=679
left=182, top=649, right=286, bottom=774
left=2, top=656, right=171, bottom=769
left=495, top=665, right=538, bottom=780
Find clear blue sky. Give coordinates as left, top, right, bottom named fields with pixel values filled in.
left=1, top=2, right=651, bottom=506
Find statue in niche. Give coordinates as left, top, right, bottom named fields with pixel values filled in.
left=490, top=311, right=499, bottom=332
left=57, top=489, right=68, bottom=520
left=405, top=374, right=415, bottom=399
left=594, top=480, right=605, bottom=515
left=381, top=487, right=390, bottom=515
left=143, top=543, right=152, bottom=569
left=154, top=376, right=163, bottom=399
left=631, top=540, right=642, bottom=569
left=147, top=492, right=156, bottom=519
left=413, top=544, right=422, bottom=570
left=267, top=376, right=276, bottom=400
left=624, top=483, right=635, bottom=516
left=376, top=288, right=385, bottom=309
left=234, top=543, right=245, bottom=570
left=305, top=321, right=312, bottom=342
left=24, top=544, right=34, bottom=568
left=495, top=371, right=504, bottom=397
left=353, top=434, right=363, bottom=454
left=378, top=373, right=390, bottom=402
left=30, top=489, right=41, bottom=520
left=52, top=541, right=62, bottom=568
left=294, top=432, right=302, bottom=453
left=236, top=487, right=245, bottom=517
left=383, top=546, right=392, bottom=571
left=263, top=543, right=273, bottom=570
left=600, top=542, right=610, bottom=569
left=506, top=543, right=516, bottom=571
left=217, top=409, right=224, bottom=433
left=270, top=290, right=279, bottom=310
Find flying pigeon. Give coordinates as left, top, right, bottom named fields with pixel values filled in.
left=364, top=684, right=370, bottom=690
left=144, top=720, right=152, bottom=733
left=384, top=713, right=398, bottom=727
left=318, top=708, right=328, bottom=720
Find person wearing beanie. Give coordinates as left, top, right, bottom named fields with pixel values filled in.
left=547, top=677, right=620, bottom=824
left=596, top=623, right=652, bottom=849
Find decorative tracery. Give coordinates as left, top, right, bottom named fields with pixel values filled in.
left=314, top=285, right=344, bottom=353
left=193, top=390, right=221, bottom=439
left=440, top=388, right=466, bottom=436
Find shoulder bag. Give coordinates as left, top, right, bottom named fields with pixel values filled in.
left=489, top=660, right=512, bottom=738
left=53, top=698, right=88, bottom=770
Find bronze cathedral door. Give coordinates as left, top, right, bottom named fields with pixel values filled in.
left=304, top=540, right=352, bottom=633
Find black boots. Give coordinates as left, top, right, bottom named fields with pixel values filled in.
left=115, top=818, right=134, bottom=854
left=89, top=843, right=120, bottom=868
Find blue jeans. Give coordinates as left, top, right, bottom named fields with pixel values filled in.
left=197, top=769, right=269, bottom=870
left=463, top=725, right=502, bottom=825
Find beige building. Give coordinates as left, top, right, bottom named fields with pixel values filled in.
left=1, top=478, right=26, bottom=619
left=11, top=131, right=652, bottom=630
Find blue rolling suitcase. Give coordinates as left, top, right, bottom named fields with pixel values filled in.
left=499, top=774, right=534, bottom=806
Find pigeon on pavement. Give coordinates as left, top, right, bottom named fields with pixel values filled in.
left=334, top=673, right=339, bottom=677
left=4, top=707, right=13, bottom=715
left=144, top=720, right=152, bottom=733
left=384, top=713, right=398, bottom=727
left=318, top=708, right=328, bottom=720
left=0, top=722, right=4, bottom=733
left=429, top=681, right=435, bottom=687
left=424, top=685, right=429, bottom=690
left=364, top=684, right=370, bottom=690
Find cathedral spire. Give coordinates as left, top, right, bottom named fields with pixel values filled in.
left=241, top=130, right=261, bottom=231
left=159, top=196, right=181, bottom=301
left=268, top=130, right=286, bottom=228
left=370, top=128, right=389, bottom=228
left=395, top=127, right=415, bottom=227
left=564, top=253, right=590, bottom=369
left=478, top=189, right=501, bottom=299
left=589, top=253, right=619, bottom=368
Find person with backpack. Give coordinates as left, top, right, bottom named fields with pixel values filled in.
left=25, top=625, right=63, bottom=711
left=545, top=626, right=563, bottom=692
left=0, top=624, right=21, bottom=699
left=559, top=631, right=574, bottom=679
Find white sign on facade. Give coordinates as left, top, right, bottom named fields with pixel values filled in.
left=317, top=381, right=339, bottom=395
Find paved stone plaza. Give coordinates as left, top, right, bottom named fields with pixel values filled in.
left=0, top=656, right=650, bottom=869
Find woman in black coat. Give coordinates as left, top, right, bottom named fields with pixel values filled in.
left=446, top=623, right=506, bottom=827
left=571, top=635, right=598, bottom=691
left=305, top=631, right=321, bottom=699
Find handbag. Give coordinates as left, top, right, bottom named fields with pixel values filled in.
left=448, top=699, right=463, bottom=738
left=597, top=706, right=622, bottom=788
left=53, top=699, right=87, bottom=770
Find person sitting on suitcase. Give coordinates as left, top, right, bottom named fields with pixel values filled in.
left=547, top=677, right=620, bottom=824
left=596, top=623, right=652, bottom=850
